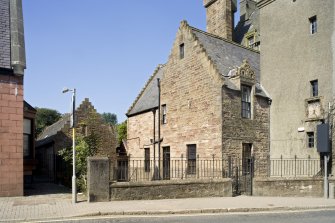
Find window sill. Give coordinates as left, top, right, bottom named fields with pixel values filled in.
left=305, top=96, right=320, bottom=103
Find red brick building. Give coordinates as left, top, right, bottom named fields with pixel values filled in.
left=0, top=0, right=26, bottom=196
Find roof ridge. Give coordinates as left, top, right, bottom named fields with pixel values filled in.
left=189, top=26, right=260, bottom=54
left=126, top=64, right=166, bottom=115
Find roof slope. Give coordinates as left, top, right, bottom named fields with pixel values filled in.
left=127, top=65, right=165, bottom=117
left=37, top=114, right=71, bottom=141
left=190, top=26, right=260, bottom=81
left=127, top=23, right=266, bottom=117
left=24, top=100, right=36, bottom=112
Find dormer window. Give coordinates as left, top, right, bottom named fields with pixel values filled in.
left=179, top=43, right=184, bottom=59
left=247, top=36, right=254, bottom=48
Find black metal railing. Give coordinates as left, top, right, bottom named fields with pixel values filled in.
left=110, top=155, right=324, bottom=182
left=269, top=156, right=323, bottom=177
left=111, top=156, right=259, bottom=182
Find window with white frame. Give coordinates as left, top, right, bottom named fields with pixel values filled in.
left=307, top=132, right=314, bottom=148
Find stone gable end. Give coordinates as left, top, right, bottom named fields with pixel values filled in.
left=159, top=22, right=224, bottom=159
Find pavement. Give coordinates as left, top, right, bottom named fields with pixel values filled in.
left=1, top=183, right=335, bottom=222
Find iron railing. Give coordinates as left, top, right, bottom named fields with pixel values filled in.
left=111, top=156, right=261, bottom=182
left=110, top=155, right=324, bottom=182
left=269, top=156, right=323, bottom=177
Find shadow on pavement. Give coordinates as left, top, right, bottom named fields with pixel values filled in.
left=24, top=182, right=71, bottom=196
left=24, top=177, right=87, bottom=202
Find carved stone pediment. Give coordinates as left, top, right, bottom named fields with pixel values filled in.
left=237, top=60, right=256, bottom=83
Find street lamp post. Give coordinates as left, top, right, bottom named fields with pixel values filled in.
left=63, top=88, right=76, bottom=204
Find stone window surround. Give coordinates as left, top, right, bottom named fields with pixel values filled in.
left=243, top=31, right=259, bottom=50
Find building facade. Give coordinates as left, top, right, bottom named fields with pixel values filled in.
left=126, top=0, right=270, bottom=180
left=0, top=0, right=26, bottom=196
left=258, top=0, right=335, bottom=175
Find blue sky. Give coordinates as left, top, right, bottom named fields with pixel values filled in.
left=23, top=0, right=239, bottom=123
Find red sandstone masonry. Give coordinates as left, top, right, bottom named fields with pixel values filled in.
left=0, top=75, right=24, bottom=196
left=1, top=107, right=16, bottom=114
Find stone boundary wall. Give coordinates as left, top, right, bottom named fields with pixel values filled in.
left=110, top=179, right=232, bottom=200
left=253, top=178, right=335, bottom=197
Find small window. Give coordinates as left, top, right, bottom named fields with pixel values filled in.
left=23, top=118, right=32, bottom=157
left=247, top=36, right=254, bottom=48
left=241, top=85, right=252, bottom=119
left=179, top=43, right=184, bottom=59
left=307, top=132, right=314, bottom=148
left=309, top=16, right=317, bottom=34
left=187, top=144, right=196, bottom=175
left=144, top=148, right=150, bottom=172
left=162, top=104, right=167, bottom=124
left=310, top=80, right=318, bottom=97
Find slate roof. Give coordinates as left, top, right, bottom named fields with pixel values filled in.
left=36, top=114, right=71, bottom=147
left=191, top=26, right=260, bottom=81
left=127, top=65, right=165, bottom=117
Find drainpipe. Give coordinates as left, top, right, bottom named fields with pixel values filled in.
left=152, top=109, right=156, bottom=180
left=157, top=78, right=161, bottom=180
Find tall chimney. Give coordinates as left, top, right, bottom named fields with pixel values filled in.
left=203, top=0, right=237, bottom=40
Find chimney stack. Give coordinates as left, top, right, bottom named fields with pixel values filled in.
left=203, top=0, right=237, bottom=40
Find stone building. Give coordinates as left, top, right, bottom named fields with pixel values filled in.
left=126, top=0, right=271, bottom=180
left=0, top=0, right=26, bottom=196
left=258, top=0, right=335, bottom=174
left=36, top=99, right=117, bottom=184
left=234, top=0, right=260, bottom=50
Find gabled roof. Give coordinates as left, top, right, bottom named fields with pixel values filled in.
left=190, top=26, right=260, bottom=81
left=127, top=65, right=165, bottom=117
left=36, top=114, right=71, bottom=146
left=24, top=101, right=36, bottom=113
left=127, top=22, right=268, bottom=118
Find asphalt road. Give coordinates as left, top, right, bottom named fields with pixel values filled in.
left=37, top=209, right=335, bottom=223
